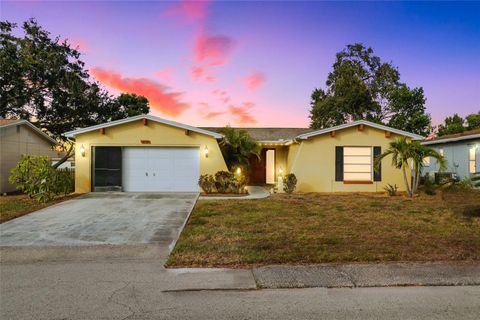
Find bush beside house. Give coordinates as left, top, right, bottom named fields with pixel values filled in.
left=9, top=155, right=74, bottom=202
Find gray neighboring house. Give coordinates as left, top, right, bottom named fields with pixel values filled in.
left=422, top=129, right=480, bottom=180
left=0, top=119, right=57, bottom=194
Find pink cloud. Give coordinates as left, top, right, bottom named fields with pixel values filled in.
left=194, top=34, right=234, bottom=67
left=242, top=71, right=266, bottom=91
left=229, top=102, right=257, bottom=125
left=154, top=67, right=175, bottom=84
left=165, top=0, right=210, bottom=23
left=67, top=38, right=90, bottom=53
left=190, top=66, right=205, bottom=80
left=204, top=111, right=224, bottom=119
left=91, top=67, right=189, bottom=116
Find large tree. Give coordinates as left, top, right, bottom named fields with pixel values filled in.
left=309, top=43, right=431, bottom=136
left=0, top=19, right=149, bottom=166
left=437, top=112, right=480, bottom=136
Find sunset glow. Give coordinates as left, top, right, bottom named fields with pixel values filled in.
left=3, top=0, right=479, bottom=127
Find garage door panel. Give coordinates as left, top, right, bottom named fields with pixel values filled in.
left=122, top=147, right=199, bottom=192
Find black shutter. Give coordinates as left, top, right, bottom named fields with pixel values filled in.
left=335, top=146, right=344, bottom=181
left=373, top=146, right=381, bottom=181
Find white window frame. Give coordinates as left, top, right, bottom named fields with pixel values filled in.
left=343, top=146, right=373, bottom=182
left=469, top=145, right=476, bottom=174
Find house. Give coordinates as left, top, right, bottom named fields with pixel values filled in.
left=65, top=114, right=423, bottom=193
left=0, top=119, right=58, bottom=194
left=422, top=129, right=480, bottom=180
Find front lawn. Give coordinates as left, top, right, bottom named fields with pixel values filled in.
left=0, top=194, right=78, bottom=224
left=167, top=189, right=480, bottom=268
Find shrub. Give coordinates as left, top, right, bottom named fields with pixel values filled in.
left=199, top=174, right=215, bottom=193
left=9, top=155, right=74, bottom=202
left=457, top=177, right=474, bottom=190
left=423, top=177, right=436, bottom=195
left=283, top=173, right=297, bottom=193
left=214, top=171, right=235, bottom=193
left=383, top=184, right=398, bottom=196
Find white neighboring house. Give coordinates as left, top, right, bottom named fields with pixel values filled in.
left=0, top=119, right=58, bottom=194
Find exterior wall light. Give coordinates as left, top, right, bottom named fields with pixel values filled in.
left=79, top=144, right=86, bottom=157
left=236, top=167, right=242, bottom=175
left=279, top=166, right=283, bottom=175
left=204, top=146, right=209, bottom=158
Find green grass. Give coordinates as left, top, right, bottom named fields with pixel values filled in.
left=0, top=194, right=77, bottom=224
left=167, top=189, right=480, bottom=268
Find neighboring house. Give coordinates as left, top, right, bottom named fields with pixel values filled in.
left=0, top=119, right=57, bottom=194
left=422, top=129, right=480, bottom=180
left=65, top=115, right=423, bottom=193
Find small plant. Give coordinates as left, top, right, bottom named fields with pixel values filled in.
left=283, top=173, right=297, bottom=194
left=423, top=177, right=436, bottom=195
left=198, top=174, right=216, bottom=193
left=383, top=184, right=398, bottom=196
left=457, top=177, right=474, bottom=190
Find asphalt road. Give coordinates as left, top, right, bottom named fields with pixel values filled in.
left=1, top=258, right=479, bottom=320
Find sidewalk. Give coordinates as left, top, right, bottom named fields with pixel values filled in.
left=252, top=262, right=480, bottom=289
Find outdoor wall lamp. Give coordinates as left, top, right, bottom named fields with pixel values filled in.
left=204, top=146, right=209, bottom=158
left=79, top=144, right=85, bottom=157
left=236, top=167, right=242, bottom=175
left=279, top=166, right=283, bottom=175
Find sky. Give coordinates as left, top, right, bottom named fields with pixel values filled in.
left=2, top=0, right=479, bottom=128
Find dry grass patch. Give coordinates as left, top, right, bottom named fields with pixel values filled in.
left=167, top=189, right=480, bottom=268
left=0, top=194, right=78, bottom=224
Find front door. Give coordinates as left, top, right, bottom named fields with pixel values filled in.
left=249, top=148, right=275, bottom=185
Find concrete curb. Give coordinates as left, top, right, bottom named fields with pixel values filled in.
left=252, top=262, right=480, bottom=289
left=167, top=192, right=200, bottom=254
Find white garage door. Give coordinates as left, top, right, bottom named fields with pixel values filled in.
left=122, top=147, right=200, bottom=192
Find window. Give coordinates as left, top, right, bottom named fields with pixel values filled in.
left=343, top=147, right=372, bottom=181
left=423, top=157, right=430, bottom=167
left=469, top=146, right=476, bottom=174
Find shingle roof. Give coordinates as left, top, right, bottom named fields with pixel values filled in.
left=199, top=127, right=313, bottom=142
left=422, top=129, right=480, bottom=145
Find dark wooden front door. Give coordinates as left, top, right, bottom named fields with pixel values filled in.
left=249, top=149, right=267, bottom=184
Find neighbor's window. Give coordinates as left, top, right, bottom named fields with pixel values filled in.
left=344, top=147, right=372, bottom=181
left=469, top=146, right=476, bottom=173
left=423, top=157, right=431, bottom=167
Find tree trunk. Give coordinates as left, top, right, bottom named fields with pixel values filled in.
left=402, top=165, right=412, bottom=197
left=413, top=165, right=421, bottom=194
left=52, top=143, right=74, bottom=169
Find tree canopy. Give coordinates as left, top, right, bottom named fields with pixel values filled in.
left=0, top=19, right=149, bottom=142
left=437, top=112, right=480, bottom=136
left=309, top=43, right=431, bottom=136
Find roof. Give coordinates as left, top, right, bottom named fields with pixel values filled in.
left=0, top=119, right=57, bottom=145
left=200, top=127, right=312, bottom=143
left=422, top=129, right=480, bottom=145
left=63, top=114, right=224, bottom=139
left=296, top=120, right=424, bottom=140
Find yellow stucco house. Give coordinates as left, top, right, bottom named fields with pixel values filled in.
left=64, top=115, right=423, bottom=193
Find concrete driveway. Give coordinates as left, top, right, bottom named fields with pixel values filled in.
left=0, top=193, right=198, bottom=247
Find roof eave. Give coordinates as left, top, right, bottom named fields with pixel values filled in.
left=1, top=120, right=57, bottom=145
left=295, top=120, right=424, bottom=140
left=422, top=134, right=480, bottom=145
left=63, top=114, right=224, bottom=139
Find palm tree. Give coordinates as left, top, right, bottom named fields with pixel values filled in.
left=375, top=137, right=413, bottom=196
left=218, top=126, right=261, bottom=171
left=409, top=141, right=446, bottom=194
left=374, top=137, right=446, bottom=197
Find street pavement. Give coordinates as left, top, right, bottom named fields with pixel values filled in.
left=1, top=257, right=480, bottom=320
